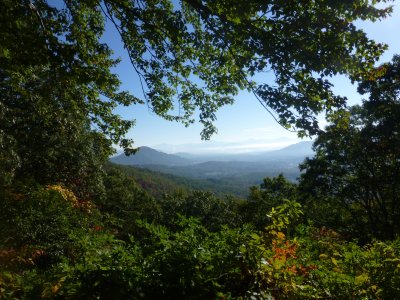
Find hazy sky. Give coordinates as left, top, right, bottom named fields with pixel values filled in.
left=106, top=3, right=400, bottom=153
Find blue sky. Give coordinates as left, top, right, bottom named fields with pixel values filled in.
left=107, top=3, right=400, bottom=153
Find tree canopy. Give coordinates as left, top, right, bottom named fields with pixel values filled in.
left=1, top=0, right=392, bottom=145
left=0, top=0, right=394, bottom=190
left=299, top=56, right=400, bottom=240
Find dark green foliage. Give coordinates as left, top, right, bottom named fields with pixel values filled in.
left=99, top=165, right=162, bottom=238
left=244, top=174, right=298, bottom=230
left=44, top=234, right=142, bottom=300
left=0, top=133, right=19, bottom=187
left=0, top=185, right=93, bottom=268
left=159, top=191, right=244, bottom=230
left=107, top=163, right=193, bottom=199
left=0, top=0, right=132, bottom=195
left=3, top=188, right=400, bottom=299
left=300, top=56, right=400, bottom=240
left=0, top=62, right=110, bottom=198
left=133, top=218, right=256, bottom=299
left=0, top=0, right=137, bottom=150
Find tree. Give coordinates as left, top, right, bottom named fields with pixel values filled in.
left=100, top=165, right=162, bottom=237
left=1, top=0, right=392, bottom=138
left=299, top=56, right=400, bottom=240
left=0, top=1, right=127, bottom=193
left=0, top=0, right=392, bottom=188
left=159, top=190, right=241, bottom=230
left=245, top=174, right=298, bottom=229
left=0, top=63, right=109, bottom=197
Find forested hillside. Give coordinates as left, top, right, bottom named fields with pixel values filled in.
left=106, top=163, right=253, bottom=198
left=2, top=1, right=400, bottom=299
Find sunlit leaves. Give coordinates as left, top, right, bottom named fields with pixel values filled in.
left=300, top=57, right=400, bottom=239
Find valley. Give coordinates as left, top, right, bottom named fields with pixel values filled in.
left=110, top=141, right=314, bottom=197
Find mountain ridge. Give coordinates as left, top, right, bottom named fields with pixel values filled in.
left=168, top=141, right=313, bottom=163
left=111, top=141, right=314, bottom=166
left=110, top=141, right=314, bottom=182
left=110, top=146, right=193, bottom=166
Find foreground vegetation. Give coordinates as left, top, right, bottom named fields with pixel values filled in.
left=2, top=168, right=400, bottom=299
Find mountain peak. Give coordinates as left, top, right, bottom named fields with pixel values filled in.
left=110, top=146, right=192, bottom=166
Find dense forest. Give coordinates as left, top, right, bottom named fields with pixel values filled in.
left=1, top=0, right=400, bottom=299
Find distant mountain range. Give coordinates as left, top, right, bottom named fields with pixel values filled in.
left=174, top=141, right=313, bottom=162
left=111, top=146, right=192, bottom=166
left=110, top=141, right=314, bottom=183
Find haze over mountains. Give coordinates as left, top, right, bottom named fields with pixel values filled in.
left=174, top=141, right=314, bottom=163
left=152, top=137, right=301, bottom=155
left=110, top=141, right=314, bottom=183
